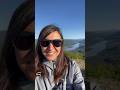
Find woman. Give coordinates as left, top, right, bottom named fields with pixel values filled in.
left=35, top=25, right=85, bottom=90
left=0, top=0, right=35, bottom=90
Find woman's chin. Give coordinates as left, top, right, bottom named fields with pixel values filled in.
left=46, top=56, right=56, bottom=61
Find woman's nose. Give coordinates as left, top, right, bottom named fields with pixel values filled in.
left=48, top=43, right=54, bottom=50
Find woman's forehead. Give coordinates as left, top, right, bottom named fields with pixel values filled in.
left=45, top=31, right=62, bottom=39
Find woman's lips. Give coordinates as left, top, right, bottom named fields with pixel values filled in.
left=47, top=52, right=55, bottom=56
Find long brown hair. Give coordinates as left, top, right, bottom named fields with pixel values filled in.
left=36, top=25, right=69, bottom=84
left=0, top=0, right=34, bottom=89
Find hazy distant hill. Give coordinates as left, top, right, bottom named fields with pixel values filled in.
left=86, top=30, right=120, bottom=65
left=64, top=39, right=85, bottom=53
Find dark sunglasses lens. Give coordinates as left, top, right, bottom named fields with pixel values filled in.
left=14, top=33, right=34, bottom=50
left=40, top=41, right=50, bottom=47
left=53, top=40, right=62, bottom=47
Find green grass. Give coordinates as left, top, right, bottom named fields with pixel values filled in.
left=86, top=63, right=120, bottom=80
left=64, top=51, right=85, bottom=60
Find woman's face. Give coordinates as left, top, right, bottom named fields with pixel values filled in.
left=14, top=21, right=35, bottom=80
left=41, top=31, right=62, bottom=61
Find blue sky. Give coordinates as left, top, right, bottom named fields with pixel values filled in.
left=35, top=0, right=85, bottom=39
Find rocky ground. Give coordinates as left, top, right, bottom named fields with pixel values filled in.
left=75, top=59, right=85, bottom=77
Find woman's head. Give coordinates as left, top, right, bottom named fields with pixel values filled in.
left=36, top=25, right=69, bottom=83
left=1, top=0, right=35, bottom=81
left=36, top=25, right=64, bottom=61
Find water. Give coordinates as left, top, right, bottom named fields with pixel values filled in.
left=64, top=43, right=80, bottom=51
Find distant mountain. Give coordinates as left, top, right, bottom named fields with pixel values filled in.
left=64, top=39, right=85, bottom=53
left=86, top=30, right=120, bottom=65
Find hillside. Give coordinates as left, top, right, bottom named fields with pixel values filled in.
left=64, top=39, right=85, bottom=53
left=86, top=30, right=120, bottom=82
left=86, top=30, right=120, bottom=64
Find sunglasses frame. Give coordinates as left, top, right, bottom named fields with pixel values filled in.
left=40, top=39, right=63, bottom=47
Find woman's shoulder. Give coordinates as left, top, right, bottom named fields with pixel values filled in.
left=65, top=57, right=84, bottom=83
left=67, top=57, right=80, bottom=69
left=67, top=58, right=79, bottom=68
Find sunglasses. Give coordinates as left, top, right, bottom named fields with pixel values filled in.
left=40, top=39, right=63, bottom=47
left=14, top=32, right=35, bottom=50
